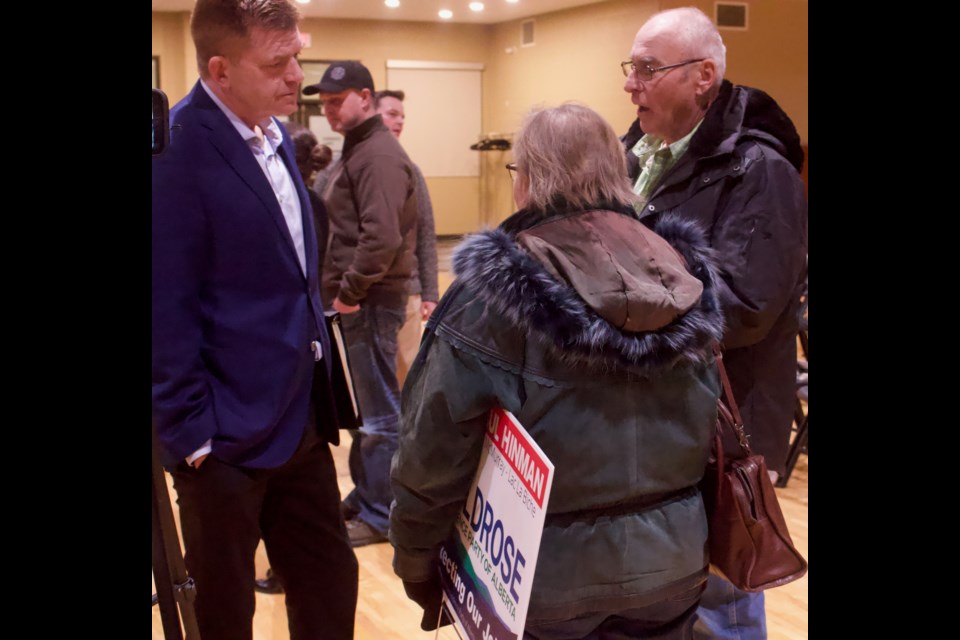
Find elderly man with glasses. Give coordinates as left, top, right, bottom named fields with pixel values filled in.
left=620, top=7, right=807, bottom=640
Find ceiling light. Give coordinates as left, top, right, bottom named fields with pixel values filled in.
left=439, top=9, right=453, bottom=19
left=506, top=0, right=519, bottom=4
left=469, top=2, right=485, bottom=11
left=384, top=0, right=400, bottom=7
left=294, top=0, right=310, bottom=4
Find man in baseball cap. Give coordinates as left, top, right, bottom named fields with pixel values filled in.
left=304, top=60, right=376, bottom=135
left=310, top=60, right=420, bottom=548
left=303, top=59, right=374, bottom=96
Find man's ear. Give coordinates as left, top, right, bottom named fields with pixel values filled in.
left=359, top=88, right=373, bottom=111
left=208, top=56, right=230, bottom=87
left=695, top=59, right=717, bottom=97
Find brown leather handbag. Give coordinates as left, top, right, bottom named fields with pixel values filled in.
left=699, top=347, right=808, bottom=592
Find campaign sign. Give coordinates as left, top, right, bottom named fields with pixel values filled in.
left=439, top=407, right=554, bottom=640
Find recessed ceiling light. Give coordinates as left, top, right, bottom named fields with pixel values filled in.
left=294, top=0, right=310, bottom=5
left=469, top=1, right=485, bottom=11
left=384, top=0, right=400, bottom=8
left=506, top=0, right=519, bottom=4
left=438, top=9, right=453, bottom=19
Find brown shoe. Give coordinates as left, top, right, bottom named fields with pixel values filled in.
left=345, top=517, right=388, bottom=548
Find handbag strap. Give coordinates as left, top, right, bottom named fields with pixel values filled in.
left=712, top=343, right=752, bottom=456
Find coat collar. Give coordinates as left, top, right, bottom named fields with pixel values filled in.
left=499, top=200, right=638, bottom=236
left=623, top=80, right=805, bottom=179
left=342, top=114, right=387, bottom=156
left=452, top=208, right=724, bottom=372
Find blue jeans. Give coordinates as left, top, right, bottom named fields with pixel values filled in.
left=692, top=574, right=766, bottom=639
left=338, top=303, right=406, bottom=535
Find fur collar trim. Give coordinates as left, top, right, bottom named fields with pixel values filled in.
left=451, top=213, right=724, bottom=372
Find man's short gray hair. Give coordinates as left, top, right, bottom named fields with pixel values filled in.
left=646, top=7, right=726, bottom=88
left=513, top=103, right=636, bottom=212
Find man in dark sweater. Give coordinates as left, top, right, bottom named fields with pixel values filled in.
left=304, top=60, right=419, bottom=547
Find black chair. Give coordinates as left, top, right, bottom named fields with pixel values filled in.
left=776, top=269, right=808, bottom=488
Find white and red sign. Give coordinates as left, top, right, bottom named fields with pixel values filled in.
left=439, top=407, right=555, bottom=640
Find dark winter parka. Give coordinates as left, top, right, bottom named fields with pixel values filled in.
left=623, top=80, right=808, bottom=474
left=389, top=204, right=725, bottom=626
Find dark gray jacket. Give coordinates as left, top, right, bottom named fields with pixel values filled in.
left=623, top=80, right=808, bottom=474
left=408, top=163, right=439, bottom=302
left=390, top=205, right=724, bottom=625
left=322, top=115, right=418, bottom=308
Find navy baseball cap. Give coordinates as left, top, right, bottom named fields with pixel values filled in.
left=303, top=60, right=375, bottom=95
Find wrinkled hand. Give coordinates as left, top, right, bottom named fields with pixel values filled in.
left=333, top=298, right=360, bottom=315
left=420, top=300, right=437, bottom=322
left=402, top=575, right=451, bottom=631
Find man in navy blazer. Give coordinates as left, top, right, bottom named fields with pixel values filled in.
left=151, top=1, right=357, bottom=638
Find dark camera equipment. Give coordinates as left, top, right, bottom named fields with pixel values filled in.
left=152, top=425, right=200, bottom=639
left=153, top=88, right=169, bottom=156
left=152, top=87, right=200, bottom=639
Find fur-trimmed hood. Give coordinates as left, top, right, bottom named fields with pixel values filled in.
left=451, top=208, right=724, bottom=372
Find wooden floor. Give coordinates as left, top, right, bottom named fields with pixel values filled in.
left=152, top=435, right=807, bottom=639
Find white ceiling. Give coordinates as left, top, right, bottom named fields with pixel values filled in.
left=151, top=0, right=609, bottom=25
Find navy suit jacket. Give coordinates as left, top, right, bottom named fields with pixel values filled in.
left=152, top=81, right=339, bottom=468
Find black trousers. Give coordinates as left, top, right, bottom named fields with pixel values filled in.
left=169, top=420, right=359, bottom=640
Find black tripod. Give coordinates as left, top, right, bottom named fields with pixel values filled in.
left=152, top=88, right=198, bottom=638
left=152, top=425, right=201, bottom=639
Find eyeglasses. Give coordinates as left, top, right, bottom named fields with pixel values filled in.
left=620, top=58, right=705, bottom=81
left=505, top=162, right=518, bottom=181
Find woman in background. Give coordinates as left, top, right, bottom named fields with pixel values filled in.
left=389, top=103, right=725, bottom=639
left=284, top=122, right=332, bottom=257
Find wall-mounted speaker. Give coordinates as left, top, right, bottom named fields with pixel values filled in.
left=716, top=2, right=749, bottom=30
left=521, top=19, right=535, bottom=47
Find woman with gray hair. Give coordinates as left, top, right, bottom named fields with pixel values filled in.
left=390, top=103, right=724, bottom=639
